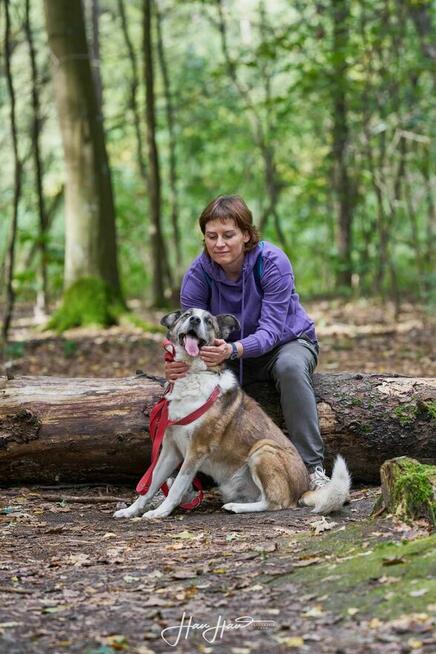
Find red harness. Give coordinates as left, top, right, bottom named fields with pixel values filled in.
left=136, top=339, right=220, bottom=510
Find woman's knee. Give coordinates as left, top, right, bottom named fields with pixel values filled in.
left=274, top=356, right=310, bottom=384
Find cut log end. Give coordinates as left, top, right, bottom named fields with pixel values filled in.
left=374, top=457, right=436, bottom=526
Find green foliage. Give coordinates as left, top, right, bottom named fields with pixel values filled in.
left=0, top=0, right=434, bottom=307
left=47, top=277, right=126, bottom=333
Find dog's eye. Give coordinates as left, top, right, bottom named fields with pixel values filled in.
left=206, top=318, right=212, bottom=326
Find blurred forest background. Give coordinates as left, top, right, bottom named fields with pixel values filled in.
left=0, top=0, right=435, bottom=346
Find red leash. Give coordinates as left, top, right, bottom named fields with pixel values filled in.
left=136, top=339, right=220, bottom=510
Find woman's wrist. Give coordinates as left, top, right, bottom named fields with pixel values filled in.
left=226, top=342, right=243, bottom=360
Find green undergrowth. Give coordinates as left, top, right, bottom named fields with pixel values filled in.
left=271, top=523, right=436, bottom=620
left=47, top=277, right=126, bottom=332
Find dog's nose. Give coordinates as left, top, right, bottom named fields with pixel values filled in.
left=189, top=316, right=201, bottom=325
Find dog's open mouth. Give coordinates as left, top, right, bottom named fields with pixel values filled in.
left=180, top=331, right=207, bottom=357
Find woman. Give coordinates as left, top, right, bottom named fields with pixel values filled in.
left=166, top=194, right=329, bottom=491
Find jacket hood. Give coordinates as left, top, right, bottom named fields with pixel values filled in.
left=198, top=243, right=262, bottom=285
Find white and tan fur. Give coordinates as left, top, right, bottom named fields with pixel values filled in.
left=114, top=309, right=351, bottom=520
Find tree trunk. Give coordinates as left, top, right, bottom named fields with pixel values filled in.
left=24, top=0, right=49, bottom=317
left=374, top=457, right=436, bottom=526
left=155, top=2, right=182, bottom=273
left=143, top=0, right=172, bottom=305
left=43, top=0, right=122, bottom=301
left=403, top=0, right=436, bottom=84
left=331, top=0, right=353, bottom=290
left=1, top=0, right=23, bottom=346
left=84, top=0, right=103, bottom=111
left=0, top=373, right=434, bottom=487
left=118, top=0, right=147, bottom=182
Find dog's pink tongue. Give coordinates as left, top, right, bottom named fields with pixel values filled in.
left=184, top=335, right=200, bottom=357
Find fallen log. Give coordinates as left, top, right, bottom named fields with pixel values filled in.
left=0, top=373, right=435, bottom=486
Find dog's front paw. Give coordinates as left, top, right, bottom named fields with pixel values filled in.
left=113, top=507, right=138, bottom=519
left=222, top=502, right=239, bottom=513
left=142, top=508, right=169, bottom=520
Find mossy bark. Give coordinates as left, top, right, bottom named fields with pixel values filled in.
left=43, top=0, right=124, bottom=302
left=375, top=457, right=436, bottom=526
left=47, top=277, right=126, bottom=332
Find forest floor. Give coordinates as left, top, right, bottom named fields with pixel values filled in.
left=1, top=299, right=435, bottom=654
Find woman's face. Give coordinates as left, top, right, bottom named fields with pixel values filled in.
left=204, top=218, right=250, bottom=269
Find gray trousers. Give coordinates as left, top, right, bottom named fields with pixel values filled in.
left=226, top=339, right=324, bottom=470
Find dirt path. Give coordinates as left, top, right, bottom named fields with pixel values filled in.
left=1, top=486, right=435, bottom=654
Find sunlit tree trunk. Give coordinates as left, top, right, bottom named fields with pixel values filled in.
left=43, top=0, right=123, bottom=308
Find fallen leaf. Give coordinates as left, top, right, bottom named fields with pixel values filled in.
left=274, top=636, right=304, bottom=647
left=378, top=575, right=401, bottom=585
left=68, top=553, right=91, bottom=566
left=99, top=634, right=129, bottom=651
left=226, top=533, right=241, bottom=541
left=410, top=589, right=428, bottom=597
left=171, top=530, right=201, bottom=540
left=303, top=606, right=325, bottom=618
left=368, top=618, right=383, bottom=629
left=311, top=517, right=338, bottom=535
left=408, top=639, right=423, bottom=650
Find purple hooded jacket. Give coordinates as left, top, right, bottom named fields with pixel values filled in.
left=180, top=241, right=317, bottom=358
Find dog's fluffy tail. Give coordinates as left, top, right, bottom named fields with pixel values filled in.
left=301, top=455, right=351, bottom=514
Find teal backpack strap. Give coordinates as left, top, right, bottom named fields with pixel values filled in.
left=254, top=241, right=264, bottom=282
left=253, top=241, right=264, bottom=291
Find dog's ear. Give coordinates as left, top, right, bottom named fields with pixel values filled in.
left=216, top=314, right=240, bottom=339
left=160, top=311, right=182, bottom=330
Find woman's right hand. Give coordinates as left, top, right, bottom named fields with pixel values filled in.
left=164, top=360, right=190, bottom=383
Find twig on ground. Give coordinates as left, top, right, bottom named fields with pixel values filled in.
left=36, top=494, right=129, bottom=504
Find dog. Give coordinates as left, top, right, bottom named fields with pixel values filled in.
left=114, top=308, right=351, bottom=520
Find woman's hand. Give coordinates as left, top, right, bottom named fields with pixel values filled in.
left=200, top=338, right=232, bottom=367
left=164, top=360, right=190, bottom=383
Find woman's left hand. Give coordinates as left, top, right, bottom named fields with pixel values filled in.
left=200, top=338, right=231, bottom=367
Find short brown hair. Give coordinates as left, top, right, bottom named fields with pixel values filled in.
left=199, top=195, right=260, bottom=251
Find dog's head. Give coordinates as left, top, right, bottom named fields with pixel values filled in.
left=160, top=309, right=240, bottom=359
